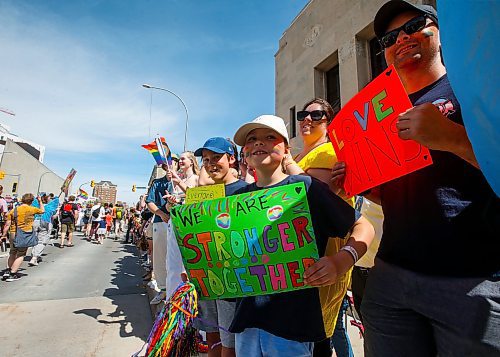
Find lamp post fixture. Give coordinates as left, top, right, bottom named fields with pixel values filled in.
left=37, top=171, right=54, bottom=194
left=78, top=181, right=90, bottom=192
left=142, top=84, right=189, bottom=152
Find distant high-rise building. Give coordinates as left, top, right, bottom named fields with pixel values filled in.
left=93, top=180, right=117, bottom=204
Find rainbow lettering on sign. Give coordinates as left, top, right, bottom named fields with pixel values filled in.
left=328, top=65, right=432, bottom=197
left=171, top=182, right=319, bottom=299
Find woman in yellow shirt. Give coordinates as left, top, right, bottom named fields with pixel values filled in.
left=284, top=98, right=355, bottom=357
left=2, top=193, right=44, bottom=282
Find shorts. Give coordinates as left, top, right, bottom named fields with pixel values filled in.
left=193, top=299, right=236, bottom=348
left=9, top=232, right=28, bottom=258
left=106, top=225, right=112, bottom=232
left=61, top=223, right=75, bottom=233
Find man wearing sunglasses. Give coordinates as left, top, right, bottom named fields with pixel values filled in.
left=349, top=1, right=500, bottom=356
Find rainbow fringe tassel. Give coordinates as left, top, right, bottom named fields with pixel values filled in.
left=146, top=282, right=199, bottom=357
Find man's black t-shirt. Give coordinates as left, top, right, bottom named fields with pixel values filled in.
left=60, top=203, right=78, bottom=224
left=378, top=74, right=500, bottom=277
left=229, top=175, right=360, bottom=342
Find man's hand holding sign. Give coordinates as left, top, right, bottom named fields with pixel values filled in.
left=397, top=102, right=479, bottom=168
left=328, top=65, right=433, bottom=197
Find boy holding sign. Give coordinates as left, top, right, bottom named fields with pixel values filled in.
left=192, top=137, right=248, bottom=357
left=231, top=115, right=374, bottom=355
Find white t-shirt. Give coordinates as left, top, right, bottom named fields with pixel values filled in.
left=91, top=205, right=105, bottom=222
left=356, top=197, right=384, bottom=268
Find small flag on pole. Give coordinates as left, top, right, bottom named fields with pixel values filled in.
left=78, top=189, right=89, bottom=199
left=156, top=137, right=173, bottom=166
left=142, top=137, right=173, bottom=166
left=142, top=140, right=165, bottom=165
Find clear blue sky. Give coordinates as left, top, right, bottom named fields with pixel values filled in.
left=0, top=0, right=308, bottom=204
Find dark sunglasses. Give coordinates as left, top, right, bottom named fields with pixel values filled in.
left=379, top=15, right=428, bottom=49
left=297, top=110, right=327, bottom=121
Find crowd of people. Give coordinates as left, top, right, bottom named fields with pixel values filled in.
left=2, top=1, right=498, bottom=356
left=0, top=187, right=138, bottom=282
left=138, top=1, right=499, bottom=356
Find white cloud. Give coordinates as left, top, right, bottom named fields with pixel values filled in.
left=0, top=3, right=182, bottom=153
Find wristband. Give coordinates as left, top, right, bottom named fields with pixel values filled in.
left=340, top=245, right=359, bottom=263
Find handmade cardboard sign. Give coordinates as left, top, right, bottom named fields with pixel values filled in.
left=185, top=184, right=225, bottom=204
left=328, top=65, right=433, bottom=197
left=61, top=168, right=77, bottom=192
left=171, top=182, right=319, bottom=299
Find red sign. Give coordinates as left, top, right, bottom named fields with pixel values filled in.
left=328, top=65, right=432, bottom=197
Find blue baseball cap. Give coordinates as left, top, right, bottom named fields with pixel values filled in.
left=194, top=137, right=235, bottom=157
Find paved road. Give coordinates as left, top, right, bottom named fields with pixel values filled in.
left=0, top=231, right=151, bottom=357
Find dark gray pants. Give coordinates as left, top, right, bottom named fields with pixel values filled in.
left=362, top=258, right=500, bottom=357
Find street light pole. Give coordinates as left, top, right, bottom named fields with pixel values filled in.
left=37, top=171, right=53, bottom=194
left=142, top=84, right=189, bottom=152
left=78, top=182, right=90, bottom=192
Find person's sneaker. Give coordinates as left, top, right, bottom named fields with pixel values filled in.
left=6, top=273, right=21, bottom=282
left=150, top=291, right=166, bottom=305
left=147, top=280, right=160, bottom=292
left=28, top=257, right=38, bottom=266
left=2, top=269, right=11, bottom=280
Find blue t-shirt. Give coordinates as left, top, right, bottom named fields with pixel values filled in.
left=146, top=176, right=174, bottom=223
left=379, top=75, right=500, bottom=277
left=229, top=175, right=360, bottom=342
left=224, top=179, right=248, bottom=196
left=33, top=197, right=59, bottom=223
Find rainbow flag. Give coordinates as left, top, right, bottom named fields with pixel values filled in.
left=142, top=140, right=164, bottom=165
left=156, top=136, right=172, bottom=166
left=142, top=137, right=172, bottom=166
left=78, top=188, right=89, bottom=199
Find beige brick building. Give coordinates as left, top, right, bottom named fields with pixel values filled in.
left=275, top=0, right=435, bottom=153
left=93, top=180, right=117, bottom=204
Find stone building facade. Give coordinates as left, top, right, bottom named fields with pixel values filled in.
left=0, top=138, right=64, bottom=197
left=275, top=0, right=435, bottom=153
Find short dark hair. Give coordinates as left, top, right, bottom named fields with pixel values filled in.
left=302, top=98, right=337, bottom=124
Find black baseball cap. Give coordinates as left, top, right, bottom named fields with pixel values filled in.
left=374, top=0, right=438, bottom=39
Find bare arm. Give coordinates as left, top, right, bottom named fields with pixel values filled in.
left=303, top=215, right=375, bottom=286
left=146, top=201, right=169, bottom=223
left=37, top=197, right=45, bottom=214
left=1, top=217, right=11, bottom=237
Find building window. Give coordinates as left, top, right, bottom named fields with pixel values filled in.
left=289, top=106, right=296, bottom=139
left=369, top=37, right=387, bottom=79
left=326, top=65, right=341, bottom=113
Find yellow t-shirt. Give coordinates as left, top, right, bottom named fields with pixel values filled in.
left=296, top=142, right=353, bottom=337
left=7, top=205, right=44, bottom=233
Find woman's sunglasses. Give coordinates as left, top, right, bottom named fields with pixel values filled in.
left=379, top=15, right=428, bottom=49
left=297, top=110, right=327, bottom=121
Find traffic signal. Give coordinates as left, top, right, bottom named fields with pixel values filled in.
left=132, top=184, right=136, bottom=192
left=90, top=180, right=95, bottom=187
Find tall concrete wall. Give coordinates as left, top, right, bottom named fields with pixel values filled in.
left=0, top=139, right=65, bottom=197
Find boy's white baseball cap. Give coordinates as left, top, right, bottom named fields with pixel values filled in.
left=233, top=115, right=289, bottom=146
